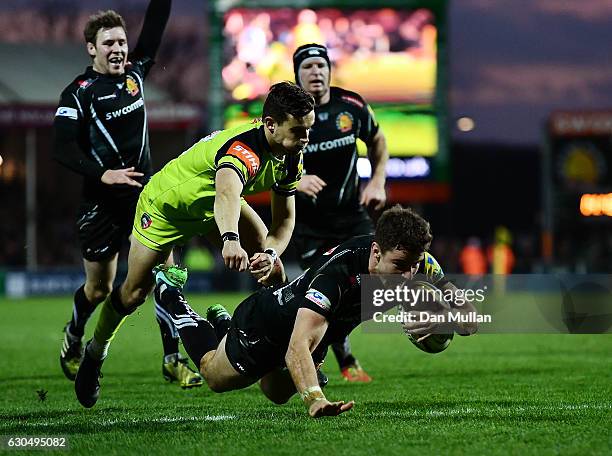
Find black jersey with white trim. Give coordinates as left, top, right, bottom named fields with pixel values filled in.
left=296, top=87, right=379, bottom=226
left=53, top=60, right=153, bottom=201
left=52, top=0, right=171, bottom=202
left=252, top=234, right=446, bottom=352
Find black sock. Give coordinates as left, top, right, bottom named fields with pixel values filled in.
left=332, top=338, right=356, bottom=369
left=212, top=317, right=231, bottom=341
left=68, top=285, right=97, bottom=337
left=156, top=285, right=218, bottom=367
left=176, top=320, right=218, bottom=368
left=154, top=287, right=180, bottom=356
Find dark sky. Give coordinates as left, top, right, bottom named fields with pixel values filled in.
left=4, top=0, right=612, bottom=145
left=449, top=0, right=612, bottom=144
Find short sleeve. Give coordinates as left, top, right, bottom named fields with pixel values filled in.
left=299, top=273, right=342, bottom=318
left=216, top=140, right=261, bottom=186
left=357, top=101, right=379, bottom=145
left=54, top=87, right=83, bottom=127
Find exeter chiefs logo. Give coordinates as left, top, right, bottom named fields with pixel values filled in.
left=336, top=112, right=353, bottom=133
left=141, top=212, right=152, bottom=230
left=126, top=75, right=140, bottom=96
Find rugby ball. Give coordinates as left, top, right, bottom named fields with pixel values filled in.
left=400, top=280, right=454, bottom=354
left=405, top=332, right=454, bottom=354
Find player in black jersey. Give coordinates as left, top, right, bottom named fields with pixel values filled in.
left=291, top=43, right=389, bottom=382
left=154, top=206, right=478, bottom=418
left=53, top=2, right=202, bottom=389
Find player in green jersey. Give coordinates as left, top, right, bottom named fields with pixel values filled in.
left=74, top=82, right=315, bottom=408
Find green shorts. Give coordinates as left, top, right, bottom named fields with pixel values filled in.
left=132, top=195, right=219, bottom=252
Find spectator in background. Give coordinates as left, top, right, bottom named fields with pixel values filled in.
left=459, top=237, right=487, bottom=276
left=488, top=226, right=515, bottom=275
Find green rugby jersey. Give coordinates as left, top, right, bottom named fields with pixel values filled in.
left=141, top=121, right=303, bottom=220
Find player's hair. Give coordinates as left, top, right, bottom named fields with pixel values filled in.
left=84, top=10, right=127, bottom=44
left=262, top=81, right=315, bottom=124
left=375, top=205, right=433, bottom=254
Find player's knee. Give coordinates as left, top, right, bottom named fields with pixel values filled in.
left=85, top=283, right=112, bottom=304
left=259, top=373, right=293, bottom=404
left=121, top=287, right=149, bottom=308
left=263, top=389, right=291, bottom=405
left=205, top=377, right=231, bottom=393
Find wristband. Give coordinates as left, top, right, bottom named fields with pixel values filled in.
left=263, top=247, right=278, bottom=263
left=300, top=386, right=325, bottom=407
left=221, top=231, right=239, bottom=242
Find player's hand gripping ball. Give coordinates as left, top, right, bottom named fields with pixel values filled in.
left=400, top=280, right=454, bottom=354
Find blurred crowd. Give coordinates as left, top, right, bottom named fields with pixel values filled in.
left=222, top=8, right=436, bottom=102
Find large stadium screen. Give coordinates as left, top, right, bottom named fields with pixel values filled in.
left=222, top=7, right=440, bottom=158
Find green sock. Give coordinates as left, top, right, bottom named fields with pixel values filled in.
left=88, top=291, right=128, bottom=360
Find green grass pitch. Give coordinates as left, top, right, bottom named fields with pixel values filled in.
left=1, top=293, right=610, bottom=455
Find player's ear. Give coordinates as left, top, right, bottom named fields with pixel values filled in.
left=87, top=42, right=96, bottom=58
left=371, top=242, right=382, bottom=263
left=264, top=116, right=276, bottom=134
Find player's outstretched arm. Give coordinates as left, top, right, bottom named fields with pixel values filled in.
left=131, top=0, right=172, bottom=61
left=285, top=308, right=354, bottom=418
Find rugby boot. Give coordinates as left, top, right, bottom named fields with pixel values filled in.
left=60, top=324, right=83, bottom=381
left=74, top=340, right=103, bottom=408
left=162, top=353, right=204, bottom=389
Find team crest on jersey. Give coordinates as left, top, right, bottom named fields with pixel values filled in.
left=141, top=212, right=152, bottom=230
left=126, top=76, right=139, bottom=96
left=336, top=112, right=354, bottom=133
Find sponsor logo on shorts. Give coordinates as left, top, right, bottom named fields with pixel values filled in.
left=141, top=212, right=152, bottom=230
left=336, top=112, right=354, bottom=133
left=126, top=75, right=140, bottom=96
left=305, top=288, right=331, bottom=311
left=55, top=106, right=78, bottom=120
left=227, top=141, right=260, bottom=176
